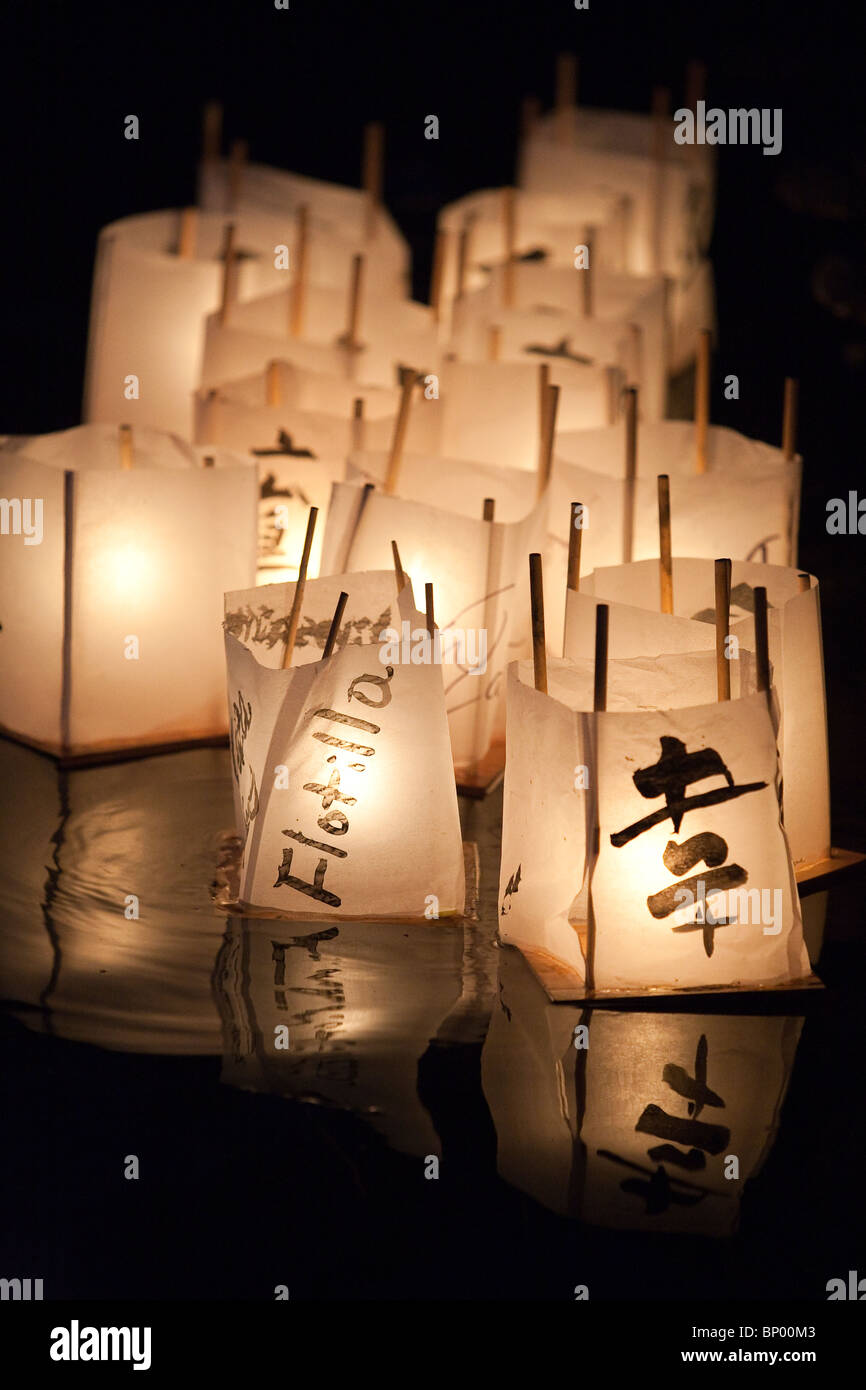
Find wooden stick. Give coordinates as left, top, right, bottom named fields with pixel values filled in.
left=754, top=586, right=771, bottom=694
left=177, top=207, right=197, bottom=259
left=351, top=397, right=365, bottom=453
left=425, top=582, right=435, bottom=637
left=218, top=222, right=236, bottom=327
left=202, top=101, right=222, bottom=163
left=322, top=592, right=348, bottom=660
left=529, top=552, right=547, bottom=694
left=391, top=539, right=406, bottom=592
left=782, top=377, right=798, bottom=460
left=657, top=474, right=673, bottom=614
left=797, top=571, right=810, bottom=593
left=383, top=370, right=415, bottom=495
left=119, top=424, right=134, bottom=470
left=343, top=253, right=364, bottom=351
left=363, top=121, right=384, bottom=238
left=581, top=225, right=594, bottom=318
left=593, top=604, right=609, bottom=712
left=622, top=386, right=638, bottom=563
left=695, top=328, right=711, bottom=474
left=430, top=227, right=447, bottom=323
left=289, top=205, right=309, bottom=339
left=482, top=497, right=496, bottom=522
left=555, top=53, right=577, bottom=144
left=503, top=186, right=516, bottom=309
left=228, top=138, right=248, bottom=210
left=714, top=558, right=731, bottom=701
left=281, top=506, right=318, bottom=669
left=202, top=455, right=215, bottom=468
left=487, top=325, right=502, bottom=362
left=567, top=502, right=583, bottom=593
left=266, top=359, right=281, bottom=408
left=537, top=382, right=560, bottom=499
left=537, top=360, right=550, bottom=461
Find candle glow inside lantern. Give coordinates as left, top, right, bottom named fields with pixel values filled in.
left=565, top=560, right=830, bottom=870
left=498, top=651, right=815, bottom=997
left=223, top=571, right=467, bottom=919
left=0, top=424, right=258, bottom=758
left=83, top=208, right=294, bottom=437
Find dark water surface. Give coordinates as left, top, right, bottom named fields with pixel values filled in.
left=1, top=737, right=864, bottom=1300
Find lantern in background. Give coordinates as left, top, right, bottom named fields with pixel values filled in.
left=499, top=650, right=815, bottom=996
left=453, top=261, right=670, bottom=417
left=83, top=208, right=298, bottom=436
left=199, top=280, right=439, bottom=393
left=565, top=560, right=830, bottom=869
left=0, top=424, right=257, bottom=757
left=320, top=485, right=547, bottom=776
left=223, top=573, right=467, bottom=918
left=482, top=947, right=802, bottom=1236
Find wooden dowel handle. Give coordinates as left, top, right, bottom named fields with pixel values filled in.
left=425, top=582, right=435, bottom=637
left=622, top=386, right=638, bottom=563
left=657, top=474, right=673, bottom=614
left=281, top=506, right=319, bottom=669
left=797, top=571, right=810, bottom=593
left=529, top=552, right=547, bottom=694
left=754, top=586, right=771, bottom=694
left=384, top=370, right=415, bottom=495
left=323, top=592, right=349, bottom=660
left=290, top=204, right=309, bottom=338
left=567, top=502, right=583, bottom=592
left=714, top=557, right=732, bottom=701
left=593, top=604, right=609, bottom=713
left=482, top=497, right=496, bottom=522
left=391, top=539, right=406, bottom=591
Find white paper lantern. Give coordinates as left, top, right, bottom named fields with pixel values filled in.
left=83, top=208, right=298, bottom=436
left=223, top=573, right=466, bottom=918
left=499, top=651, right=814, bottom=995
left=0, top=424, right=258, bottom=757
left=320, top=486, right=548, bottom=769
left=566, top=559, right=830, bottom=868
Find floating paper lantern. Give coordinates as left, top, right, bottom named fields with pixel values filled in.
left=482, top=953, right=801, bottom=1235
left=223, top=572, right=467, bottom=918
left=320, top=486, right=547, bottom=773
left=0, top=424, right=258, bottom=757
left=84, top=208, right=294, bottom=436
left=499, top=639, right=815, bottom=996
left=452, top=262, right=670, bottom=418
left=565, top=560, right=830, bottom=869
left=553, top=417, right=801, bottom=569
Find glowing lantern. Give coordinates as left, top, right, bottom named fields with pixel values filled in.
left=83, top=208, right=295, bottom=437
left=320, top=485, right=548, bottom=774
left=498, top=635, right=815, bottom=996
left=565, top=559, right=831, bottom=870
left=223, top=571, right=466, bottom=918
left=0, top=424, right=257, bottom=757
left=199, top=279, right=438, bottom=393
left=482, top=951, right=802, bottom=1235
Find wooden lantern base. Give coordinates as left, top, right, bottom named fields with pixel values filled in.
left=514, top=845, right=865, bottom=1003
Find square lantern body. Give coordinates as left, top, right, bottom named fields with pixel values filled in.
left=320, top=486, right=548, bottom=769
left=453, top=263, right=670, bottom=419
left=553, top=418, right=801, bottom=569
left=224, top=573, right=465, bottom=919
left=499, top=653, right=813, bottom=995
left=0, top=425, right=258, bottom=757
left=199, top=284, right=439, bottom=395
left=84, top=209, right=294, bottom=437
left=565, top=560, right=831, bottom=869
left=437, top=186, right=630, bottom=305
